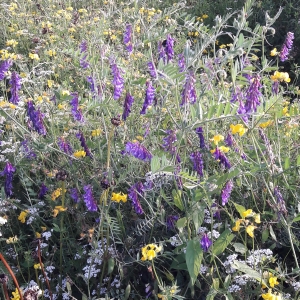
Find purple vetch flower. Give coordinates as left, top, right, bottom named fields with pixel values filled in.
left=178, top=53, right=185, bottom=72
left=21, top=139, right=37, bottom=160
left=230, top=86, right=244, bottom=103
left=58, top=137, right=73, bottom=155
left=279, top=32, right=294, bottom=62
left=140, top=81, right=155, bottom=114
left=244, top=75, right=262, bottom=114
left=162, top=129, right=180, bottom=163
left=9, top=71, right=22, bottom=104
left=237, top=99, right=248, bottom=123
left=190, top=151, right=204, bottom=177
left=166, top=215, right=179, bottom=230
left=38, top=183, right=48, bottom=200
left=79, top=40, right=89, bottom=69
left=27, top=101, right=47, bottom=136
left=272, top=81, right=279, bottom=95
left=158, top=41, right=167, bottom=63
left=125, top=141, right=152, bottom=161
left=111, top=62, right=125, bottom=100
left=221, top=180, right=233, bottom=206
left=195, top=127, right=206, bottom=149
left=80, top=40, right=88, bottom=53
left=70, top=92, right=84, bottom=122
left=122, top=92, right=134, bottom=121
left=213, top=147, right=231, bottom=169
left=76, top=131, right=92, bottom=158
left=70, top=188, right=80, bottom=203
left=0, top=162, right=16, bottom=197
left=180, top=70, right=197, bottom=106
left=0, top=60, right=13, bottom=81
left=147, top=61, right=157, bottom=79
left=274, top=186, right=288, bottom=216
left=225, top=133, right=234, bottom=147
left=200, top=233, right=212, bottom=252
left=123, top=24, right=133, bottom=53
left=128, top=182, right=144, bottom=214
left=165, top=34, right=175, bottom=62
left=83, top=185, right=98, bottom=211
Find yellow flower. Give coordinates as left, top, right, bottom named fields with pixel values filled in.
left=219, top=44, right=227, bottom=49
left=202, top=14, right=209, bottom=19
left=78, top=8, right=87, bottom=13
left=230, top=124, right=247, bottom=136
left=270, top=71, right=290, bottom=83
left=61, top=90, right=70, bottom=96
left=254, top=214, right=261, bottom=224
left=270, top=48, right=279, bottom=56
left=242, top=209, right=252, bottom=218
left=269, top=276, right=279, bottom=288
left=91, top=129, right=102, bottom=137
left=282, top=106, right=289, bottom=116
left=36, top=232, right=41, bottom=238
left=111, top=192, right=127, bottom=203
left=73, top=150, right=86, bottom=158
left=259, top=120, right=273, bottom=128
left=51, top=188, right=62, bottom=201
left=47, top=80, right=54, bottom=88
left=262, top=290, right=282, bottom=300
left=18, top=210, right=28, bottom=223
left=211, top=134, right=224, bottom=145
left=33, top=263, right=43, bottom=269
left=11, top=288, right=21, bottom=300
left=6, top=235, right=18, bottom=244
left=29, top=53, right=40, bottom=60
left=141, top=244, right=161, bottom=261
left=47, top=49, right=56, bottom=57
left=218, top=146, right=230, bottom=153
left=232, top=219, right=242, bottom=232
left=53, top=205, right=67, bottom=217
left=6, top=39, right=18, bottom=47
left=41, top=226, right=47, bottom=231
left=246, top=225, right=256, bottom=238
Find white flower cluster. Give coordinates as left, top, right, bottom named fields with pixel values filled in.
left=170, top=234, right=183, bottom=247
left=246, top=249, right=274, bottom=269
left=292, top=281, right=300, bottom=292
left=223, top=254, right=239, bottom=274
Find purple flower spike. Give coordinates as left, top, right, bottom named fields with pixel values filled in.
left=190, top=151, right=204, bottom=177
left=0, top=60, right=13, bottom=81
left=195, top=127, right=206, bottom=149
left=274, top=186, right=287, bottom=216
left=221, top=180, right=233, bottom=206
left=128, top=182, right=144, bottom=214
left=140, top=81, right=155, bottom=114
left=70, top=188, right=80, bottom=203
left=38, top=183, right=48, bottom=200
left=58, top=137, right=73, bottom=155
left=122, top=92, right=134, bottom=121
left=244, top=75, right=262, bottom=114
left=27, top=101, right=47, bottom=136
left=0, top=162, right=16, bottom=197
left=111, top=63, right=125, bottom=100
left=165, top=34, right=175, bottom=62
left=162, top=129, right=178, bottom=159
left=272, top=81, right=279, bottom=95
left=180, top=70, right=197, bottom=106
left=79, top=40, right=90, bottom=69
left=147, top=61, right=157, bottom=79
left=123, top=24, right=133, bottom=53
left=178, top=53, right=185, bottom=72
left=279, top=32, right=294, bottom=62
left=83, top=185, right=98, bottom=211
left=9, top=71, right=22, bottom=104
left=166, top=215, right=179, bottom=230
left=125, top=141, right=152, bottom=161
left=80, top=40, right=88, bottom=53
left=213, top=147, right=231, bottom=169
left=225, top=133, right=234, bottom=147
left=70, top=92, right=84, bottom=122
left=21, top=139, right=37, bottom=160
left=76, top=131, right=92, bottom=158
left=200, top=233, right=212, bottom=252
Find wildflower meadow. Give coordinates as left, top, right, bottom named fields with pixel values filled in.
left=1, top=0, right=300, bottom=299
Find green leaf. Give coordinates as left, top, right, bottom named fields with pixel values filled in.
left=216, top=103, right=224, bottom=117
left=212, top=278, right=219, bottom=290
left=232, top=202, right=246, bottom=218
left=124, top=284, right=131, bottom=300
left=224, top=275, right=231, bottom=289
left=170, top=253, right=188, bottom=270
left=269, top=225, right=277, bottom=241
left=206, top=289, right=218, bottom=300
left=212, top=229, right=235, bottom=257
left=107, top=258, right=114, bottom=274
left=176, top=217, right=187, bottom=229
left=223, top=102, right=231, bottom=116
left=232, top=260, right=267, bottom=286
left=216, top=169, right=240, bottom=185
left=292, top=214, right=300, bottom=224
left=191, top=203, right=205, bottom=230
left=151, top=156, right=160, bottom=173
left=233, top=242, right=246, bottom=254
left=262, top=228, right=269, bottom=243
left=172, top=189, right=184, bottom=211
left=297, top=155, right=300, bottom=166
left=284, top=157, right=290, bottom=170
left=185, top=239, right=203, bottom=285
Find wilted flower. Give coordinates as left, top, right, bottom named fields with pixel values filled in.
left=190, top=151, right=204, bottom=177
left=128, top=182, right=144, bottom=214
left=83, top=185, right=98, bottom=211
left=27, top=101, right=47, bottom=135
left=122, top=92, right=134, bottom=120
left=279, top=32, right=294, bottom=62
left=123, top=24, right=133, bottom=53
left=9, top=71, right=21, bottom=104
left=140, top=81, right=155, bottom=114
left=200, top=233, right=212, bottom=252
left=70, top=92, right=84, bottom=122
left=180, top=70, right=197, bottom=106
left=125, top=141, right=152, bottom=161
left=0, top=60, right=13, bottom=80
left=111, top=62, right=125, bottom=100
left=0, top=162, right=16, bottom=197
left=221, top=180, right=233, bottom=206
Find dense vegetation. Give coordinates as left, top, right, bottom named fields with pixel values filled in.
left=0, top=0, right=300, bottom=299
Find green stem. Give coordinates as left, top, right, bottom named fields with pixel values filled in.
left=59, top=181, right=66, bottom=289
